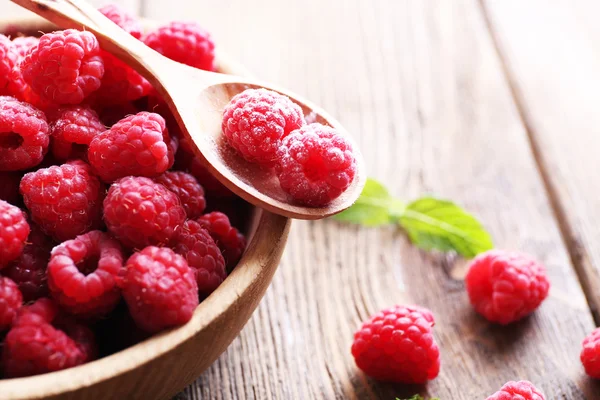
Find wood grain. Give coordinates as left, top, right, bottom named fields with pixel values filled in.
left=143, top=0, right=598, bottom=398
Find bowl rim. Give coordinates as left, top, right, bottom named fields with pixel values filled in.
left=0, top=15, right=291, bottom=399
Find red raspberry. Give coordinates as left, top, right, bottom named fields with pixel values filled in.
left=0, top=96, right=50, bottom=171
left=143, top=21, right=215, bottom=71
left=48, top=230, right=124, bottom=318
left=154, top=171, right=206, bottom=219
left=0, top=171, right=22, bottom=204
left=20, top=29, right=104, bottom=105
left=0, top=35, right=18, bottom=95
left=222, top=88, right=305, bottom=165
left=93, top=52, right=152, bottom=107
left=3, top=223, right=53, bottom=301
left=11, top=36, right=39, bottom=58
left=465, top=250, right=550, bottom=325
left=5, top=68, right=57, bottom=115
left=0, top=277, right=22, bottom=331
left=20, top=160, right=104, bottom=242
left=103, top=176, right=186, bottom=248
left=1, top=298, right=90, bottom=377
left=197, top=212, right=246, bottom=270
left=50, top=106, right=105, bottom=161
left=351, top=305, right=440, bottom=383
left=276, top=123, right=357, bottom=207
left=174, top=146, right=234, bottom=198
left=98, top=4, right=142, bottom=39
left=485, top=381, right=545, bottom=400
left=581, top=327, right=600, bottom=378
left=0, top=200, right=30, bottom=268
left=88, top=112, right=170, bottom=182
left=173, top=220, right=226, bottom=295
left=120, top=246, right=198, bottom=333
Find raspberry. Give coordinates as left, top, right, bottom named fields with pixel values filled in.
left=50, top=106, right=105, bottom=161
left=465, top=250, right=550, bottom=325
left=20, top=29, right=104, bottom=105
left=0, top=200, right=30, bottom=268
left=11, top=36, right=39, bottom=58
left=174, top=146, right=234, bottom=198
left=103, top=176, right=186, bottom=248
left=48, top=230, right=124, bottom=318
left=1, top=298, right=90, bottom=377
left=351, top=305, right=440, bottom=384
left=120, top=246, right=198, bottom=333
left=98, top=4, right=142, bottom=39
left=143, top=21, right=215, bottom=71
left=155, top=171, right=206, bottom=219
left=2, top=223, right=53, bottom=301
left=581, top=327, right=600, bottom=378
left=88, top=112, right=170, bottom=182
left=485, top=381, right=545, bottom=400
left=173, top=220, right=226, bottom=295
left=93, top=51, right=152, bottom=107
left=20, top=160, right=104, bottom=242
left=276, top=123, right=357, bottom=207
left=197, top=212, right=246, bottom=270
left=0, top=277, right=22, bottom=331
left=0, top=35, right=18, bottom=95
left=222, top=88, right=305, bottom=164
left=0, top=171, right=22, bottom=204
left=0, top=96, right=50, bottom=171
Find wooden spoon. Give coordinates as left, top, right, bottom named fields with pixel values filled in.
left=11, top=0, right=366, bottom=220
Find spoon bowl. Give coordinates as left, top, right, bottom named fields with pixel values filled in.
left=11, top=0, right=366, bottom=219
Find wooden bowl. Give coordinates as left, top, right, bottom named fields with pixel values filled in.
left=0, top=15, right=291, bottom=400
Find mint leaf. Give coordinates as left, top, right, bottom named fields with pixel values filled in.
left=398, top=197, right=493, bottom=258
left=334, top=178, right=404, bottom=226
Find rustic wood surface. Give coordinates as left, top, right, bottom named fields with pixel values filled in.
left=3, top=0, right=600, bottom=398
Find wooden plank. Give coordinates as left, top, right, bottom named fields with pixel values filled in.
left=144, top=0, right=595, bottom=398
left=0, top=0, right=141, bottom=20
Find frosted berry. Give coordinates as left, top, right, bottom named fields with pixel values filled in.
left=11, top=36, right=39, bottom=58
left=120, top=246, right=198, bottom=333
left=103, top=176, right=186, bottom=248
left=485, top=380, right=545, bottom=400
left=20, top=29, right=104, bottom=105
left=0, top=277, right=22, bottom=331
left=0, top=96, right=50, bottom=171
left=222, top=88, right=305, bottom=165
left=351, top=305, right=440, bottom=383
left=48, top=230, right=124, bottom=318
left=173, top=220, right=226, bottom=295
left=98, top=4, right=142, bottom=39
left=0, top=34, right=18, bottom=94
left=20, top=160, right=104, bottom=242
left=50, top=106, right=105, bottom=161
left=466, top=250, right=550, bottom=325
left=143, top=21, right=215, bottom=71
left=276, top=123, right=356, bottom=206
left=155, top=171, right=206, bottom=219
left=88, top=112, right=170, bottom=182
left=197, top=212, right=246, bottom=270
left=0, top=200, right=30, bottom=268
left=581, top=327, right=600, bottom=379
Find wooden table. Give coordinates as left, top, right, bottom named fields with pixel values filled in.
left=4, top=0, right=600, bottom=398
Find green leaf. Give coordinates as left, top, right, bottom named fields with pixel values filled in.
left=334, top=178, right=404, bottom=226
left=398, top=196, right=493, bottom=258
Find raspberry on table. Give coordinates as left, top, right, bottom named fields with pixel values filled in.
left=1, top=298, right=90, bottom=377
left=120, top=246, right=199, bottom=333
left=20, top=160, right=104, bottom=242
left=48, top=230, right=125, bottom=318
left=485, top=380, right=545, bottom=400
left=2, top=223, right=53, bottom=302
left=0, top=171, right=22, bottom=204
left=222, top=88, right=305, bottom=165
left=0, top=277, right=22, bottom=331
left=11, top=36, right=39, bottom=58
left=276, top=123, right=357, bottom=207
left=173, top=220, right=226, bottom=295
left=50, top=106, right=106, bottom=161
left=155, top=171, right=206, bottom=219
left=351, top=305, right=440, bottom=384
left=465, top=250, right=550, bottom=325
left=98, top=4, right=142, bottom=39
left=143, top=21, right=215, bottom=71
left=0, top=96, right=50, bottom=171
left=0, top=34, right=18, bottom=95
left=581, top=327, right=600, bottom=379
left=197, top=212, right=246, bottom=270
left=103, top=176, right=186, bottom=249
left=0, top=200, right=30, bottom=268
left=20, top=29, right=104, bottom=105
left=88, top=112, right=170, bottom=182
